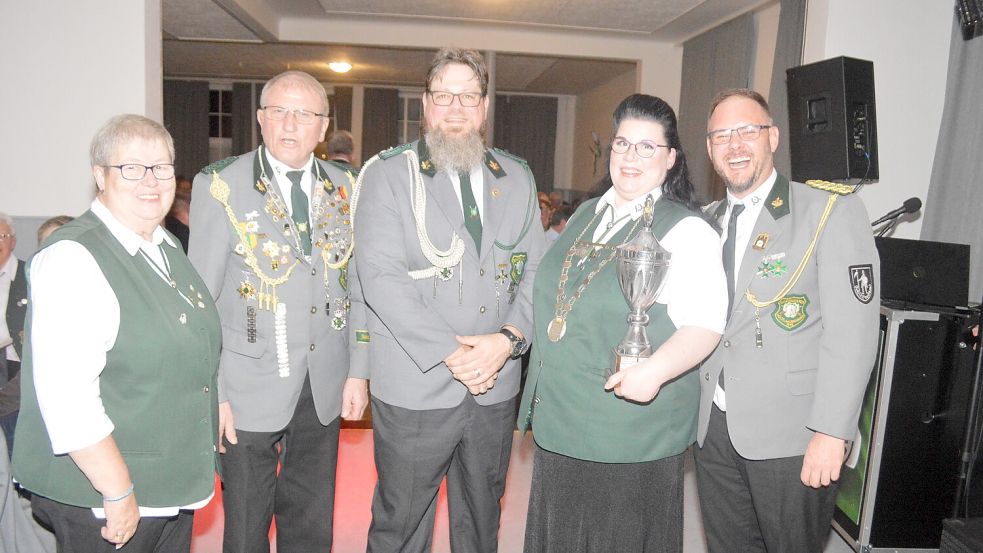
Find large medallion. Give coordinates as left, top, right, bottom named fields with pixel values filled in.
left=547, top=317, right=566, bottom=342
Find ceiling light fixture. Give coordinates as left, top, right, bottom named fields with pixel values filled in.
left=328, top=61, right=353, bottom=73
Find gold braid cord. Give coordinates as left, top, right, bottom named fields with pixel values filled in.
left=210, top=172, right=298, bottom=310
left=805, top=179, right=856, bottom=196
left=744, top=193, right=839, bottom=308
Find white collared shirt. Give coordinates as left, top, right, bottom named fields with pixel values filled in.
left=266, top=151, right=314, bottom=218
left=0, top=255, right=17, bottom=361
left=448, top=165, right=486, bottom=225
left=592, top=188, right=727, bottom=333
left=29, top=199, right=211, bottom=516
left=714, top=169, right=778, bottom=411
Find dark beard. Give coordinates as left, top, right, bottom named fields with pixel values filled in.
left=425, top=127, right=486, bottom=174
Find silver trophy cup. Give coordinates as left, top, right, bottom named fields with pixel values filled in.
left=611, top=196, right=671, bottom=375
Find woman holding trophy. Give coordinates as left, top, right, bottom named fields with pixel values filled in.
left=518, top=94, right=727, bottom=552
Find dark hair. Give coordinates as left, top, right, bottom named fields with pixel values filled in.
left=609, top=93, right=702, bottom=214
left=709, top=88, right=772, bottom=120
left=425, top=48, right=489, bottom=96
left=550, top=205, right=574, bottom=227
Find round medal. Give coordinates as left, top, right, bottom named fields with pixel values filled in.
left=547, top=317, right=566, bottom=342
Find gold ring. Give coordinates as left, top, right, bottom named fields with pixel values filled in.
left=116, top=532, right=124, bottom=540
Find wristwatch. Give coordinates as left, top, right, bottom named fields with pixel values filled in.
left=499, top=327, right=527, bottom=359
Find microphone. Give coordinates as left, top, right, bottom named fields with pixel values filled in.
left=871, top=197, right=922, bottom=226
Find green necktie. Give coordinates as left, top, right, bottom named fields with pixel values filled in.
left=459, top=171, right=482, bottom=249
left=286, top=170, right=312, bottom=256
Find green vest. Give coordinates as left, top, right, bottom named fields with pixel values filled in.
left=518, top=197, right=698, bottom=463
left=13, top=210, right=221, bottom=508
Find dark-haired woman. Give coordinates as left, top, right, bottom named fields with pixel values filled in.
left=518, top=94, right=727, bottom=552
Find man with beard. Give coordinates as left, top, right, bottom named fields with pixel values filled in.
left=693, top=88, right=879, bottom=552
left=354, top=48, right=545, bottom=553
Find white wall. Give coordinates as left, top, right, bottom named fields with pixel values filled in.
left=803, top=0, right=952, bottom=239
left=572, top=71, right=638, bottom=193
left=0, top=0, right=163, bottom=219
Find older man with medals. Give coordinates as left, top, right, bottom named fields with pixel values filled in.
left=694, top=89, right=879, bottom=553
left=188, top=70, right=368, bottom=553
left=353, top=48, right=545, bottom=553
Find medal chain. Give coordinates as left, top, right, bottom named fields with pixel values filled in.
left=138, top=244, right=197, bottom=308
left=551, top=208, right=641, bottom=337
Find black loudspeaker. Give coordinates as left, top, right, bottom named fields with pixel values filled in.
left=786, top=56, right=878, bottom=183
left=832, top=305, right=979, bottom=551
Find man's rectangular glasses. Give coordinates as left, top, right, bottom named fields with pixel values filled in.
left=427, top=91, right=484, bottom=107
left=261, top=105, right=326, bottom=125
left=707, top=124, right=772, bottom=145
left=104, top=164, right=175, bottom=181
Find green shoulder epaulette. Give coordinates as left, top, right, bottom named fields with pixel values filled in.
left=805, top=179, right=855, bottom=196
left=199, top=155, right=238, bottom=175
left=493, top=147, right=529, bottom=168
left=379, top=143, right=412, bottom=160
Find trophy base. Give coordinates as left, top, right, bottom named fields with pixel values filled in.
left=607, top=349, right=650, bottom=378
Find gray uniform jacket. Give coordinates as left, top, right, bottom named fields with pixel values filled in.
left=189, top=147, right=367, bottom=432
left=697, top=174, right=880, bottom=460
left=354, top=140, right=545, bottom=410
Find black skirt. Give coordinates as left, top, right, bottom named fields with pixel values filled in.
left=523, top=442, right=685, bottom=553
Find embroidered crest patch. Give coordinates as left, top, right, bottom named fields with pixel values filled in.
left=849, top=264, right=875, bottom=304
left=772, top=294, right=809, bottom=331
left=509, top=252, right=528, bottom=284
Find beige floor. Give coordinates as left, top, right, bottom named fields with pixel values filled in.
left=190, top=430, right=854, bottom=553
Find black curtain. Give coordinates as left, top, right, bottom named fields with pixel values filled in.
left=162, top=80, right=209, bottom=179
left=362, top=88, right=400, bottom=160
left=232, top=82, right=256, bottom=154
left=678, top=13, right=756, bottom=203
left=333, top=86, right=353, bottom=131
left=493, top=95, right=557, bottom=191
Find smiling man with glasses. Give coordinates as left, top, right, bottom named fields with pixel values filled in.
left=355, top=48, right=545, bottom=553
left=188, top=70, right=369, bottom=553
left=694, top=88, right=880, bottom=553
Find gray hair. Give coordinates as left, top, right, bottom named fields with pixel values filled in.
left=425, top=48, right=489, bottom=97
left=260, top=70, right=330, bottom=115
left=89, top=114, right=175, bottom=167
left=326, top=130, right=354, bottom=156
left=0, top=212, right=13, bottom=233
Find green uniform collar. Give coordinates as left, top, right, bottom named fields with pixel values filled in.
left=252, top=146, right=334, bottom=196
left=764, top=173, right=790, bottom=220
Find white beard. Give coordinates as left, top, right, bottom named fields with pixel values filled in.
left=425, top=127, right=486, bottom=174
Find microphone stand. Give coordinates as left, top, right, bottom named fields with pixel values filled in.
left=875, top=218, right=900, bottom=237
left=952, top=285, right=983, bottom=517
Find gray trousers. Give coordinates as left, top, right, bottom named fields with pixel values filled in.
left=367, top=394, right=516, bottom=553
left=694, top=405, right=839, bottom=553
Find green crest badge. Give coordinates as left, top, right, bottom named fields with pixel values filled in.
left=338, top=266, right=348, bottom=291
left=509, top=252, right=528, bottom=284
left=772, top=294, right=809, bottom=331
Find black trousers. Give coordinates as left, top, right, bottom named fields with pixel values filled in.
left=367, top=394, right=516, bottom=553
left=220, top=375, right=340, bottom=553
left=694, top=405, right=839, bottom=553
left=31, top=495, right=192, bottom=553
